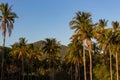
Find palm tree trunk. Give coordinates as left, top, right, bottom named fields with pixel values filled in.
left=1, top=50, right=4, bottom=80
left=89, top=50, right=92, bottom=80
left=70, top=64, right=73, bottom=80
left=75, top=63, right=78, bottom=80
left=1, top=36, right=5, bottom=80
left=3, top=36, right=5, bottom=47
left=1, top=54, right=4, bottom=80
left=116, top=52, right=119, bottom=80
left=22, top=56, right=24, bottom=80
left=109, top=49, right=113, bottom=80
left=51, top=58, right=54, bottom=80
left=1, top=22, right=6, bottom=80
left=52, top=66, right=54, bottom=80
left=86, top=38, right=92, bottom=80
left=78, top=63, right=80, bottom=80
left=83, top=44, right=86, bottom=80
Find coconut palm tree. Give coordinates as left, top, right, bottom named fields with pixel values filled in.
left=0, top=3, right=18, bottom=47
left=0, top=3, right=18, bottom=79
left=94, top=19, right=116, bottom=80
left=112, top=21, right=120, bottom=80
left=26, top=44, right=42, bottom=79
left=70, top=11, right=94, bottom=80
left=65, top=40, right=83, bottom=80
left=42, top=38, right=61, bottom=80
left=101, top=28, right=113, bottom=80
left=11, top=37, right=28, bottom=80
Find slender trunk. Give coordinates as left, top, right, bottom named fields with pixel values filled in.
left=3, top=36, right=5, bottom=47
left=89, top=50, right=92, bottom=80
left=109, top=49, right=113, bottom=80
left=75, top=63, right=78, bottom=80
left=18, top=61, right=20, bottom=80
left=1, top=23, right=6, bottom=80
left=1, top=49, right=4, bottom=80
left=70, top=64, right=73, bottom=80
left=116, top=52, right=119, bottom=80
left=52, top=66, right=54, bottom=80
left=49, top=59, right=51, bottom=80
left=83, top=44, right=86, bottom=80
left=22, top=56, right=24, bottom=80
left=78, top=63, right=80, bottom=80
left=76, top=62, right=80, bottom=80
left=50, top=55, right=55, bottom=80
left=27, top=60, right=29, bottom=80
left=1, top=37, right=5, bottom=80
left=51, top=57, right=54, bottom=80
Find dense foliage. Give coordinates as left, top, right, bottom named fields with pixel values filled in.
left=0, top=2, right=120, bottom=80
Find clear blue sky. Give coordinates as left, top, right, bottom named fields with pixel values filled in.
left=0, top=0, right=120, bottom=46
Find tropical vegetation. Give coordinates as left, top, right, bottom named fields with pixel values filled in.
left=0, top=2, right=120, bottom=80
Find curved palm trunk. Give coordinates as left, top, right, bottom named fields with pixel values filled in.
left=89, top=50, right=92, bottom=80
left=116, top=52, right=119, bottom=80
left=87, top=38, right=92, bottom=80
left=109, top=49, right=113, bottom=80
left=1, top=30, right=6, bottom=80
left=83, top=44, right=86, bottom=80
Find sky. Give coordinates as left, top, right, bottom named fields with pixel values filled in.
left=0, top=0, right=120, bottom=47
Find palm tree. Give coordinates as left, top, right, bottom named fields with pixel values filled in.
left=42, top=38, right=61, bottom=80
left=0, top=3, right=18, bottom=47
left=94, top=19, right=115, bottom=80
left=26, top=44, right=42, bottom=78
left=102, top=28, right=113, bottom=80
left=70, top=11, right=94, bottom=80
left=65, top=41, right=82, bottom=80
left=112, top=21, right=120, bottom=80
left=0, top=3, right=18, bottom=80
left=11, top=37, right=27, bottom=80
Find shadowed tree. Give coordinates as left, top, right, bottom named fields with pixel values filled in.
left=65, top=40, right=83, bottom=80
left=11, top=38, right=27, bottom=80
left=42, top=38, right=61, bottom=80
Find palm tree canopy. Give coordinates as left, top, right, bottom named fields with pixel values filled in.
left=0, top=3, right=18, bottom=37
left=69, top=11, right=94, bottom=45
left=66, top=41, right=83, bottom=65
left=42, top=38, right=61, bottom=57
left=98, top=19, right=108, bottom=29
left=11, top=37, right=27, bottom=59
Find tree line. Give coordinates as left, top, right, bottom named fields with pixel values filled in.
left=0, top=2, right=120, bottom=80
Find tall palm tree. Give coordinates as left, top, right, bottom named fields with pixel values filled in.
left=0, top=3, right=18, bottom=80
left=65, top=41, right=82, bottom=80
left=0, top=3, right=18, bottom=47
left=42, top=38, right=61, bottom=80
left=94, top=19, right=115, bottom=80
left=11, top=37, right=27, bottom=80
left=26, top=44, right=42, bottom=78
left=70, top=11, right=94, bottom=80
left=112, top=21, right=120, bottom=80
